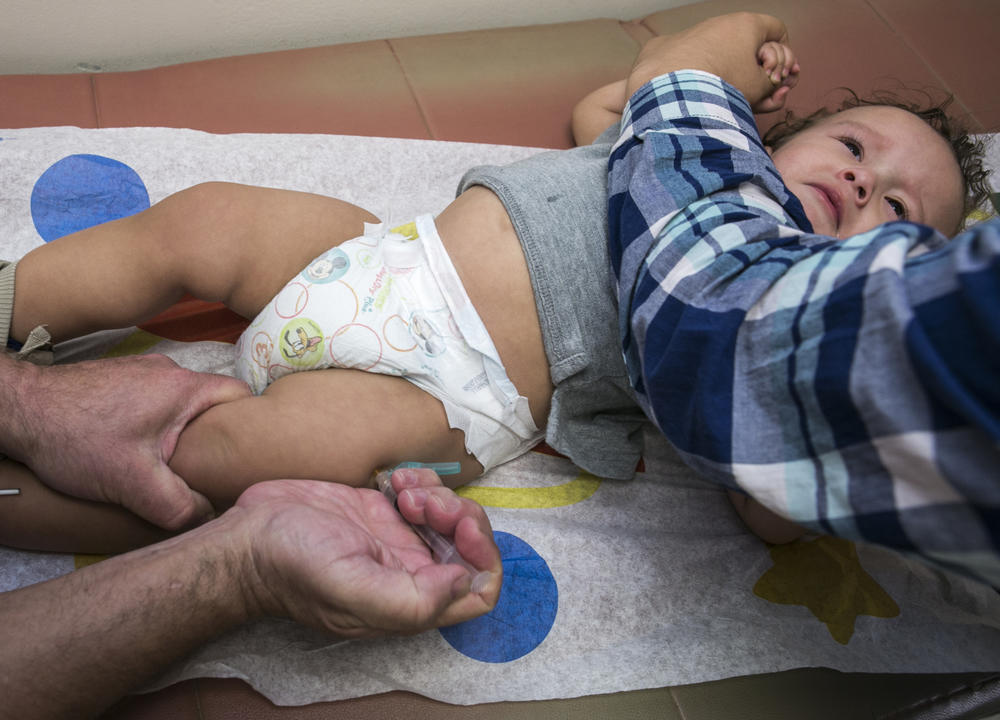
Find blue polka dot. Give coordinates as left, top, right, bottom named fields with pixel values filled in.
left=31, top=154, right=150, bottom=242
left=440, top=531, right=557, bottom=663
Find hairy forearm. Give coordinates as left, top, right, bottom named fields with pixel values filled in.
left=0, top=512, right=256, bottom=719
left=0, top=353, right=40, bottom=461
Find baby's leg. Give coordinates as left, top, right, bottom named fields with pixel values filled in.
left=0, top=368, right=480, bottom=554
left=0, top=459, right=171, bottom=554
left=10, top=183, right=378, bottom=344
left=170, top=368, right=482, bottom=509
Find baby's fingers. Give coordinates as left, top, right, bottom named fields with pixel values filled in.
left=757, top=42, right=780, bottom=79
left=757, top=41, right=796, bottom=85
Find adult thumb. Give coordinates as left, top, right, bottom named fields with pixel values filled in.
left=126, top=465, right=217, bottom=531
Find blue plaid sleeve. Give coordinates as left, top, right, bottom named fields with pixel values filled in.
left=608, top=70, right=1000, bottom=586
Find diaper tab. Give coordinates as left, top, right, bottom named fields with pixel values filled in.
left=414, top=216, right=501, bottom=370
left=383, top=230, right=424, bottom=269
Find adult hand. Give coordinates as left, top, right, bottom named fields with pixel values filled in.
left=235, top=469, right=502, bottom=636
left=0, top=469, right=498, bottom=719
left=626, top=13, right=799, bottom=111
left=4, top=353, right=250, bottom=530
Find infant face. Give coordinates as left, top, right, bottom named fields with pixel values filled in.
left=770, top=105, right=965, bottom=238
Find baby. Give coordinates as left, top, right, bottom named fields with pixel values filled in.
left=606, top=15, right=996, bottom=585
left=0, top=13, right=988, bottom=556
left=573, top=24, right=990, bottom=547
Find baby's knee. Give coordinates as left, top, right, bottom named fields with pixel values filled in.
left=132, top=183, right=235, bottom=273
left=152, top=183, right=248, bottom=242
left=163, top=181, right=245, bottom=212
left=727, top=490, right=805, bottom=545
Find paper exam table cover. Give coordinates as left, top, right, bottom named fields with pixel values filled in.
left=0, top=126, right=997, bottom=706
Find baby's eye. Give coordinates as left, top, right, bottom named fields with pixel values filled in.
left=839, top=137, right=862, bottom=159
left=887, top=198, right=907, bottom=219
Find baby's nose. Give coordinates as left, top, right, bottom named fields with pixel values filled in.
left=842, top=169, right=874, bottom=204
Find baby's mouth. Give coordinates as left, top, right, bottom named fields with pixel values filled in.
left=811, top=184, right=842, bottom=234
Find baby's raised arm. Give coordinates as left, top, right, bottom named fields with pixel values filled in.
left=572, top=14, right=798, bottom=147
left=571, top=79, right=626, bottom=146
left=626, top=12, right=799, bottom=112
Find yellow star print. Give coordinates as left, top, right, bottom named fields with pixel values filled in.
left=753, top=536, right=900, bottom=644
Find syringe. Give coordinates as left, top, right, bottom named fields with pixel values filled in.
left=374, top=469, right=492, bottom=594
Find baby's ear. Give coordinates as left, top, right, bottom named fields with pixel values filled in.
left=764, top=145, right=774, bottom=157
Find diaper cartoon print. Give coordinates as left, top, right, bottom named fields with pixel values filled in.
left=409, top=309, right=447, bottom=357
left=279, top=317, right=324, bottom=368
left=301, top=248, right=349, bottom=284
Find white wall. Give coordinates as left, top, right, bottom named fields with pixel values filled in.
left=0, top=0, right=693, bottom=74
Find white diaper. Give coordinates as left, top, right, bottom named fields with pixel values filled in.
left=234, top=214, right=542, bottom=471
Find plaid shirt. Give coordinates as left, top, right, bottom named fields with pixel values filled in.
left=608, top=70, right=1000, bottom=586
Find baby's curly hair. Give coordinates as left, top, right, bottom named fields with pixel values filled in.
left=762, top=90, right=992, bottom=226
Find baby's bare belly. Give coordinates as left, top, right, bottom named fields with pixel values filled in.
left=435, top=187, right=552, bottom=430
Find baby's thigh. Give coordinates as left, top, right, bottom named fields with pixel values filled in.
left=160, top=183, right=381, bottom=319
left=170, top=368, right=481, bottom=508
